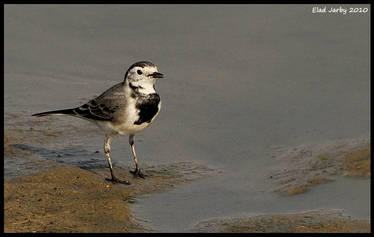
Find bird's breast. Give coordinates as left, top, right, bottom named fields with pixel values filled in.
left=109, top=93, right=161, bottom=135
left=134, top=93, right=161, bottom=125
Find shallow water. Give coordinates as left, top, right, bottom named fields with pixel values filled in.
left=133, top=176, right=370, bottom=232
left=4, top=4, right=370, bottom=232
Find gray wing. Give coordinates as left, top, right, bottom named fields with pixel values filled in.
left=73, top=82, right=126, bottom=121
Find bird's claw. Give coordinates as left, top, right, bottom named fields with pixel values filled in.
left=106, top=176, right=131, bottom=185
left=130, top=168, right=146, bottom=179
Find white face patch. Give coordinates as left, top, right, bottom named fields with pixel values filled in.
left=126, top=65, right=159, bottom=94
left=127, top=66, right=158, bottom=82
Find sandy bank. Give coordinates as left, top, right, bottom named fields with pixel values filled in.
left=4, top=162, right=219, bottom=233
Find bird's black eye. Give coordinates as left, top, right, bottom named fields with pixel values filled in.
left=137, top=70, right=142, bottom=75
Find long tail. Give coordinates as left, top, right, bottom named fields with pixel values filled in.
left=32, top=108, right=76, bottom=117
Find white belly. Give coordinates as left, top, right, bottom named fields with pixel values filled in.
left=94, top=99, right=161, bottom=136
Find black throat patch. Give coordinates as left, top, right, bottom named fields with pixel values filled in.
left=134, top=93, right=160, bottom=125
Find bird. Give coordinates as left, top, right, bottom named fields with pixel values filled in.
left=32, top=61, right=164, bottom=184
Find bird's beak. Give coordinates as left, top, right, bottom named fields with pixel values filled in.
left=149, top=72, right=164, bottom=78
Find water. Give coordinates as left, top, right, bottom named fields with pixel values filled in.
left=4, top=4, right=370, bottom=232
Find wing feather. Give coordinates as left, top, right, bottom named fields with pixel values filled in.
left=72, top=82, right=125, bottom=121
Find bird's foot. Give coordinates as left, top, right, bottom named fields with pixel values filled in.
left=130, top=168, right=146, bottom=179
left=106, top=175, right=131, bottom=185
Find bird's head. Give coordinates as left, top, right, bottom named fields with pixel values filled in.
left=124, top=61, right=164, bottom=88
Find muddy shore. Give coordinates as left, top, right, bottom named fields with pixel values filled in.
left=268, top=137, right=370, bottom=195
left=4, top=162, right=219, bottom=233
left=4, top=139, right=370, bottom=233
left=4, top=114, right=370, bottom=233
left=4, top=113, right=222, bottom=232
left=191, top=138, right=371, bottom=233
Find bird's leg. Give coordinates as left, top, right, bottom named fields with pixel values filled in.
left=129, top=135, right=145, bottom=179
left=104, top=135, right=130, bottom=185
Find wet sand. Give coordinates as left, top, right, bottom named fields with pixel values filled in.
left=194, top=209, right=370, bottom=233
left=4, top=162, right=219, bottom=233
left=187, top=138, right=371, bottom=233
left=268, top=138, right=370, bottom=195
left=4, top=111, right=220, bottom=232
left=4, top=114, right=370, bottom=233
left=4, top=170, right=370, bottom=233
left=4, top=133, right=370, bottom=233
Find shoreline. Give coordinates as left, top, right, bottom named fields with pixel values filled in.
left=193, top=208, right=370, bottom=233
left=4, top=161, right=219, bottom=233
left=4, top=117, right=370, bottom=232
left=268, top=137, right=370, bottom=195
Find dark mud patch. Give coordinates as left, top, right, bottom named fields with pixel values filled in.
left=193, top=209, right=370, bottom=233
left=268, top=138, right=370, bottom=195
left=4, top=161, right=219, bottom=233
